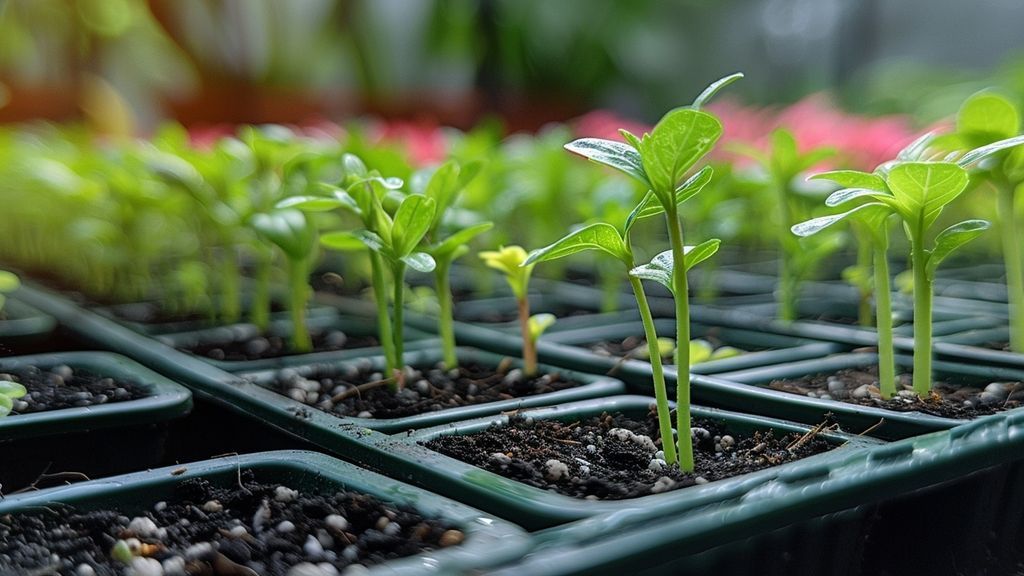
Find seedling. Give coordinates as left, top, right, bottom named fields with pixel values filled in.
left=0, top=378, right=26, bottom=417
left=735, top=130, right=839, bottom=322
left=555, top=72, right=741, bottom=472
left=0, top=270, right=20, bottom=317
left=415, top=160, right=493, bottom=369
left=249, top=209, right=319, bottom=353
left=281, top=154, right=436, bottom=383
left=480, top=246, right=553, bottom=377
left=947, top=92, right=1024, bottom=352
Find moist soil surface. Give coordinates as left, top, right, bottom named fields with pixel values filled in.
left=768, top=365, right=1022, bottom=419
left=5, top=364, right=147, bottom=415
left=179, top=329, right=379, bottom=362
left=0, top=473, right=461, bottom=575
left=272, top=360, right=582, bottom=419
left=423, top=410, right=832, bottom=500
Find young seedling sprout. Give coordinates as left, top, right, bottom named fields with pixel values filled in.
left=947, top=92, right=1024, bottom=352
left=559, top=73, right=742, bottom=472
left=792, top=185, right=898, bottom=397
left=0, top=377, right=26, bottom=418
left=249, top=209, right=319, bottom=353
left=280, top=154, right=437, bottom=385
left=480, top=246, right=554, bottom=377
left=415, top=160, right=493, bottom=370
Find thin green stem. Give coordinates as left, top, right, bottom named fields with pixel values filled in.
left=392, top=261, right=407, bottom=375
left=911, top=236, right=933, bottom=397
left=369, top=252, right=397, bottom=375
left=873, top=242, right=896, bottom=399
left=219, top=248, right=242, bottom=324
left=435, top=258, right=458, bottom=370
left=776, top=182, right=797, bottom=322
left=517, top=296, right=538, bottom=377
left=288, top=256, right=312, bottom=353
left=629, top=275, right=677, bottom=466
left=665, top=205, right=693, bottom=473
left=998, top=185, right=1024, bottom=353
left=250, top=245, right=273, bottom=331
left=856, top=239, right=873, bottom=327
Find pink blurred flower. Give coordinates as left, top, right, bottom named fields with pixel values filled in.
left=370, top=119, right=449, bottom=166
left=572, top=110, right=652, bottom=142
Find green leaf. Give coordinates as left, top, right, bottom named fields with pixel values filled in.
left=0, top=271, right=20, bottom=293
left=423, top=161, right=460, bottom=227
left=957, top=135, right=1024, bottom=168
left=528, top=313, right=557, bottom=342
left=639, top=109, right=722, bottom=197
left=250, top=210, right=316, bottom=261
left=896, top=131, right=940, bottom=162
left=824, top=187, right=890, bottom=208
left=431, top=222, right=494, bottom=261
left=709, top=346, right=742, bottom=361
left=957, top=92, right=1019, bottom=144
left=810, top=170, right=887, bottom=192
left=619, top=129, right=644, bottom=152
left=0, top=395, right=11, bottom=417
left=321, top=230, right=385, bottom=253
left=634, top=337, right=675, bottom=360
left=391, top=195, right=437, bottom=257
left=524, top=223, right=631, bottom=267
left=628, top=240, right=720, bottom=292
left=0, top=380, right=26, bottom=399
left=624, top=166, right=714, bottom=232
left=791, top=202, right=892, bottom=239
left=276, top=194, right=346, bottom=212
left=401, top=252, right=436, bottom=273
left=926, top=219, right=991, bottom=277
left=691, top=72, right=744, bottom=110
left=343, top=154, right=368, bottom=177
left=886, top=162, right=970, bottom=232
left=564, top=138, right=649, bottom=186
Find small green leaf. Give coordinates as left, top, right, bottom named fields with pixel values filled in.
left=634, top=337, right=675, bottom=360
left=480, top=246, right=532, bottom=299
left=401, top=252, right=436, bottom=273
left=528, top=313, right=557, bottom=342
left=624, top=166, right=714, bottom=232
left=391, top=195, right=437, bottom=257
left=957, top=92, right=1019, bottom=144
left=957, top=135, right=1024, bottom=168
left=630, top=250, right=674, bottom=292
left=691, top=72, right=744, bottom=110
left=887, top=162, right=970, bottom=232
left=431, top=222, right=494, bottom=261
left=896, top=132, right=940, bottom=162
left=0, top=395, right=11, bottom=417
left=524, top=223, right=630, bottom=266
left=639, top=109, right=722, bottom=196
left=0, top=271, right=20, bottom=293
left=250, top=210, right=316, bottom=261
left=0, top=380, right=26, bottom=399
left=824, top=187, right=890, bottom=208
left=926, top=219, right=991, bottom=277
left=276, top=195, right=345, bottom=212
left=343, top=154, right=368, bottom=177
left=683, top=238, right=721, bottom=271
left=810, top=170, right=887, bottom=192
left=564, top=138, right=649, bottom=186
left=423, top=161, right=460, bottom=228
left=709, top=346, right=743, bottom=361
left=791, top=202, right=892, bottom=238
left=321, top=230, right=385, bottom=253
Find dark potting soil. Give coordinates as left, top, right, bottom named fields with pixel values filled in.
left=423, top=410, right=832, bottom=500
left=272, top=360, right=582, bottom=419
left=5, top=364, right=147, bottom=415
left=180, top=329, right=379, bottom=362
left=767, top=366, right=1021, bottom=419
left=0, top=473, right=461, bottom=575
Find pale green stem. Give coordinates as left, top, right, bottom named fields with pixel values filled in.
left=250, top=245, right=273, bottom=331
left=435, top=258, right=458, bottom=370
left=628, top=275, right=677, bottom=466
left=288, top=256, right=313, bottom=353
left=392, top=261, right=407, bottom=377
left=776, top=182, right=797, bottom=322
left=518, top=295, right=538, bottom=376
left=873, top=241, right=896, bottom=399
left=665, top=204, right=694, bottom=473
left=911, top=236, right=933, bottom=397
left=369, top=252, right=397, bottom=376
left=998, top=185, right=1024, bottom=353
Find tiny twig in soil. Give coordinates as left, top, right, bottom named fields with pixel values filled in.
left=331, top=377, right=393, bottom=402
left=787, top=419, right=829, bottom=452
left=857, top=418, right=887, bottom=438
left=11, top=464, right=91, bottom=495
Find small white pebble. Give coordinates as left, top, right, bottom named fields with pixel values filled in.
left=383, top=522, right=401, bottom=536
left=342, top=545, right=360, bottom=561
left=694, top=476, right=709, bottom=485
left=275, top=486, right=299, bottom=503
left=277, top=520, right=296, bottom=533
left=341, top=565, right=371, bottom=576
left=317, top=563, right=339, bottom=576
left=287, top=562, right=330, bottom=576
left=76, top=564, right=96, bottom=576
left=648, top=458, right=666, bottom=471
left=184, top=542, right=214, bottom=561
left=720, top=435, right=735, bottom=449
left=126, top=557, right=163, bottom=576
left=153, top=501, right=167, bottom=512
left=325, top=514, right=349, bottom=532
left=651, top=476, right=677, bottom=494
left=304, top=535, right=325, bottom=557
left=128, top=517, right=162, bottom=539
left=489, top=452, right=512, bottom=465
left=202, top=500, right=222, bottom=513
left=585, top=444, right=597, bottom=454
left=544, top=459, right=570, bottom=481
left=229, top=525, right=248, bottom=538
left=162, top=556, right=186, bottom=576
left=356, top=411, right=373, bottom=418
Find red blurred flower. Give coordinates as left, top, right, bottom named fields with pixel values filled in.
left=370, top=119, right=449, bottom=166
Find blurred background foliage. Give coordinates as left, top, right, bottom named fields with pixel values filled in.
left=3, top=0, right=1024, bottom=132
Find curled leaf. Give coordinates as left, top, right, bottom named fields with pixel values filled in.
left=926, top=219, right=991, bottom=277
left=564, top=138, right=649, bottom=186
left=528, top=313, right=557, bottom=342
left=524, top=223, right=630, bottom=266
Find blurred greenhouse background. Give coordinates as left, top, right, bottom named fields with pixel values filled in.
left=3, top=0, right=1024, bottom=132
